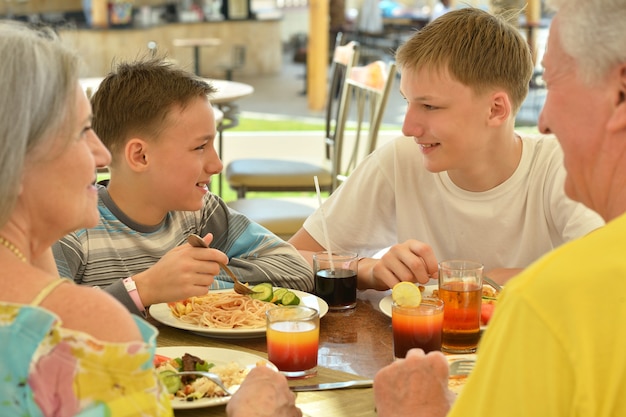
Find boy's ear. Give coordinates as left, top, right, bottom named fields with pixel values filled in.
left=125, top=138, right=149, bottom=172
left=487, top=91, right=511, bottom=126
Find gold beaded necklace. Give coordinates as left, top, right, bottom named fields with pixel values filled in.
left=0, top=235, right=27, bottom=263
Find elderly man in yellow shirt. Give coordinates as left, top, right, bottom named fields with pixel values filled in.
left=372, top=0, right=626, bottom=416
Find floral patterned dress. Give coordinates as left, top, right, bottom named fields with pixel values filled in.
left=0, top=279, right=173, bottom=416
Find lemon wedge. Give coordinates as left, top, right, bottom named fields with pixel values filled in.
left=392, top=282, right=422, bottom=307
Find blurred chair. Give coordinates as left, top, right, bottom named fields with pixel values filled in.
left=226, top=59, right=397, bottom=239
left=291, top=33, right=309, bottom=94
left=330, top=59, right=397, bottom=190
left=225, top=33, right=359, bottom=199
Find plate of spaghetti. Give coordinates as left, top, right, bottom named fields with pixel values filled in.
left=149, top=289, right=329, bottom=339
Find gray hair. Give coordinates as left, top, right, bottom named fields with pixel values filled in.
left=545, top=0, right=626, bottom=84
left=0, top=21, right=80, bottom=226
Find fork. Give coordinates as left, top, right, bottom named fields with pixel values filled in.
left=166, top=371, right=234, bottom=395
left=483, top=275, right=503, bottom=292
left=187, top=234, right=258, bottom=295
left=449, top=359, right=475, bottom=376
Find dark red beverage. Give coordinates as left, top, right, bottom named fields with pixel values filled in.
left=392, top=300, right=444, bottom=358
left=314, top=268, right=357, bottom=310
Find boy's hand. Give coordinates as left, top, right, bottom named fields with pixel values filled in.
left=358, top=240, right=438, bottom=290
left=132, top=233, right=229, bottom=306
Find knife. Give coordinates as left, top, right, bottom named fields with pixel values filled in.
left=289, top=379, right=374, bottom=392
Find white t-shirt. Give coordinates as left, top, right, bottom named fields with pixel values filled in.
left=303, top=135, right=604, bottom=271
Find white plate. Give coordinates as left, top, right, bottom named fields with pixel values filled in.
left=150, top=289, right=329, bottom=339
left=156, top=346, right=277, bottom=410
left=378, top=284, right=489, bottom=330
left=447, top=353, right=477, bottom=395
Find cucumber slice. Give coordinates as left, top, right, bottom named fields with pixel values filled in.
left=158, top=370, right=182, bottom=394
left=249, top=283, right=274, bottom=302
left=272, top=288, right=289, bottom=303
left=195, top=360, right=214, bottom=372
left=280, top=291, right=300, bottom=306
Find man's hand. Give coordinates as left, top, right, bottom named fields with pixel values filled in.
left=374, top=349, right=454, bottom=417
left=226, top=366, right=302, bottom=417
left=133, top=233, right=229, bottom=306
left=358, top=240, right=438, bottom=290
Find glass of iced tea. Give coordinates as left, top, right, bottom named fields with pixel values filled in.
left=266, top=305, right=320, bottom=378
left=392, top=297, right=444, bottom=359
left=313, top=251, right=358, bottom=310
left=438, top=259, right=483, bottom=354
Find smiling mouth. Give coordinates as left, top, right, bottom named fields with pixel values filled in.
left=420, top=143, right=440, bottom=148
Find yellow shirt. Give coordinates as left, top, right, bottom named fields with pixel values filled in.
left=450, top=212, right=626, bottom=416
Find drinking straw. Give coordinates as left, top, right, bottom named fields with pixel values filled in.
left=314, top=176, right=335, bottom=272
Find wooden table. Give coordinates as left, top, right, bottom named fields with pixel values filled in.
left=154, top=289, right=392, bottom=416
left=154, top=287, right=476, bottom=416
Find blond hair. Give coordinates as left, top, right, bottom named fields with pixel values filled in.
left=396, top=8, right=533, bottom=113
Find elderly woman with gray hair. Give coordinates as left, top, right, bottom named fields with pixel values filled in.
left=0, top=21, right=300, bottom=417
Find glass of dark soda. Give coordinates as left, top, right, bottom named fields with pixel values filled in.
left=313, top=251, right=358, bottom=310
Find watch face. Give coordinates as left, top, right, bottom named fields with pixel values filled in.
left=123, top=278, right=146, bottom=315
left=123, top=277, right=137, bottom=291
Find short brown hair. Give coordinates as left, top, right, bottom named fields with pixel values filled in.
left=396, top=8, right=533, bottom=113
left=91, top=57, right=217, bottom=159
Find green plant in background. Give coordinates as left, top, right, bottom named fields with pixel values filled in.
left=235, top=117, right=327, bottom=131
left=234, top=115, right=400, bottom=132
left=235, top=115, right=538, bottom=133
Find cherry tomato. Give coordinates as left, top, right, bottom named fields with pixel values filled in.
left=481, top=303, right=495, bottom=325
left=153, top=354, right=171, bottom=367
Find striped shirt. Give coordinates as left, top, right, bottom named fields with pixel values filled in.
left=53, top=186, right=313, bottom=315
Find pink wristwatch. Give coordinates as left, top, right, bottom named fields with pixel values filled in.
left=123, top=277, right=147, bottom=316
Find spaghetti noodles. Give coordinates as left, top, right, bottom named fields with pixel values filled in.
left=168, top=292, right=274, bottom=329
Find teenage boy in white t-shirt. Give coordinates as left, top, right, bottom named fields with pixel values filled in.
left=289, top=8, right=604, bottom=290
